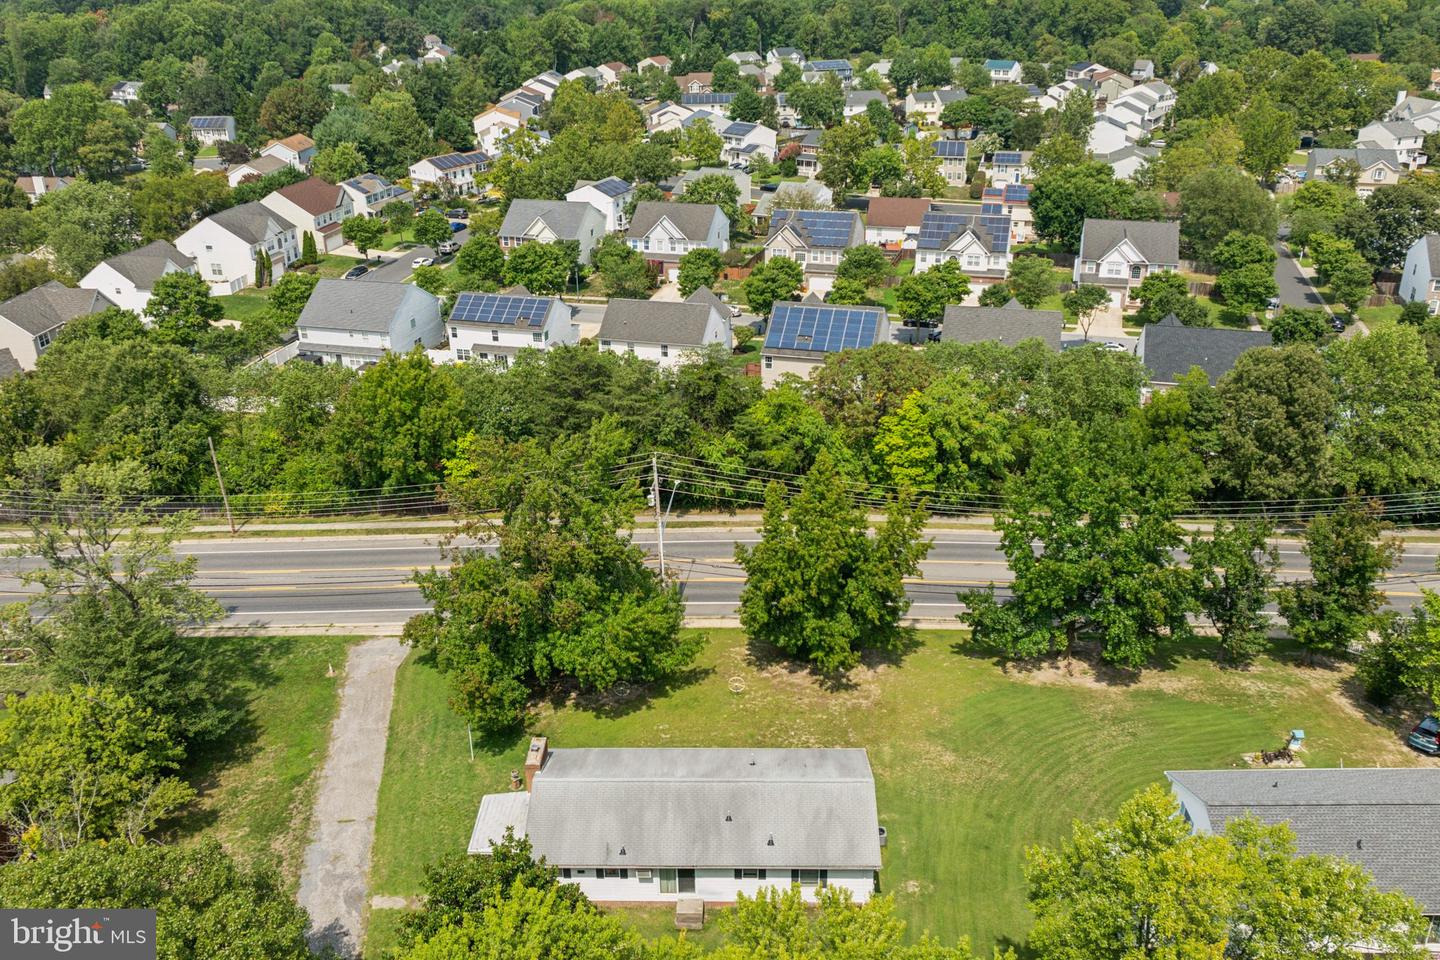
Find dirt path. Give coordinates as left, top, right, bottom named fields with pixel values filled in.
left=297, top=638, right=410, bottom=957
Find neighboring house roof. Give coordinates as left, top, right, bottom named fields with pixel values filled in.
left=764, top=301, right=888, bottom=357
left=722, top=120, right=760, bottom=138
left=574, top=176, right=632, bottom=198
left=187, top=115, right=233, bottom=130
left=767, top=209, right=861, bottom=249
left=933, top=139, right=968, bottom=159
left=910, top=88, right=967, bottom=107
left=685, top=285, right=729, bottom=315
left=297, top=279, right=436, bottom=333
left=866, top=196, right=934, bottom=229
left=0, top=347, right=21, bottom=380
left=628, top=201, right=725, bottom=241
left=342, top=172, right=403, bottom=199
left=98, top=240, right=195, bottom=288
left=209, top=201, right=296, bottom=243
left=942, top=298, right=1062, bottom=350
left=846, top=90, right=887, bottom=109
left=1078, top=218, right=1180, bottom=263
left=519, top=747, right=882, bottom=869
left=1167, top=768, right=1440, bottom=912
left=683, top=92, right=736, bottom=107
left=498, top=199, right=600, bottom=241
left=984, top=59, right=1018, bottom=69
left=0, top=281, right=115, bottom=335
left=1412, top=233, right=1440, bottom=275
left=263, top=133, right=315, bottom=153
left=421, top=150, right=489, bottom=170
left=808, top=59, right=851, bottom=71
left=917, top=207, right=1011, bottom=253
left=599, top=299, right=717, bottom=346
left=271, top=176, right=344, bottom=216
left=449, top=292, right=559, bottom=328
left=1139, top=313, right=1272, bottom=384
left=235, top=156, right=289, bottom=178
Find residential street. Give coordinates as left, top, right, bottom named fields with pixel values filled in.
left=360, top=225, right=470, bottom=283
left=1273, top=241, right=1327, bottom=310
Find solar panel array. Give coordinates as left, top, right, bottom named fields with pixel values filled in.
left=933, top=140, right=968, bottom=158
left=1004, top=183, right=1030, bottom=202
left=189, top=116, right=230, bottom=129
left=683, top=92, right=735, bottom=105
left=724, top=121, right=758, bottom=137
left=992, top=151, right=1024, bottom=165
left=430, top=151, right=486, bottom=170
left=592, top=177, right=632, bottom=198
left=450, top=293, right=552, bottom=327
left=765, top=302, right=885, bottom=354
left=809, top=60, right=851, bottom=71
left=917, top=209, right=1011, bottom=253
left=769, top=209, right=857, bottom=248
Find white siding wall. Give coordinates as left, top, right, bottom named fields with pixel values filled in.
left=761, top=353, right=822, bottom=387
left=559, top=868, right=874, bottom=904
left=79, top=263, right=149, bottom=316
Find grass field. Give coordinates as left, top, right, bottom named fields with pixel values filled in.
left=367, top=629, right=1431, bottom=955
left=213, top=287, right=273, bottom=323
left=173, top=634, right=355, bottom=886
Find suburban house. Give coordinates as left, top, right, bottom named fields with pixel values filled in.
left=1104, top=81, right=1175, bottom=133
left=767, top=47, right=805, bottom=66
left=682, top=110, right=727, bottom=137
left=682, top=92, right=735, bottom=116
left=1166, top=768, right=1440, bottom=949
left=802, top=60, right=854, bottom=86
left=296, top=279, right=443, bottom=368
left=15, top=175, right=72, bottom=204
left=1400, top=233, right=1440, bottom=315
left=942, top=299, right=1062, bottom=350
left=1390, top=94, right=1440, bottom=135
left=675, top=72, right=714, bottom=95
left=380, top=56, right=417, bottom=76
left=175, top=201, right=301, bottom=294
left=986, top=150, right=1032, bottom=185
left=421, top=43, right=454, bottom=66
left=720, top=121, right=778, bottom=164
left=79, top=240, right=196, bottom=316
left=259, top=133, right=316, bottom=171
left=1306, top=147, right=1405, bottom=196
left=259, top=176, right=354, bottom=255
left=913, top=205, right=1012, bottom=296
left=408, top=150, right=490, bottom=196
left=186, top=115, right=236, bottom=144
left=865, top=196, right=932, bottom=248
left=566, top=177, right=635, bottom=233
left=473, top=104, right=530, bottom=154
left=904, top=88, right=967, bottom=124
left=638, top=55, right=672, bottom=72
left=597, top=62, right=630, bottom=87
left=933, top=139, right=969, bottom=187
left=0, top=281, right=116, bottom=371
left=1138, top=314, right=1273, bottom=386
left=1132, top=59, right=1155, bottom=81
left=109, top=80, right=143, bottom=103
left=764, top=209, right=866, bottom=297
left=1074, top=218, right=1182, bottom=308
left=791, top=128, right=825, bottom=178
left=445, top=290, right=577, bottom=365
left=469, top=739, right=882, bottom=905
left=498, top=199, right=606, bottom=264
left=775, top=92, right=800, bottom=128
left=980, top=184, right=1035, bottom=245
left=1098, top=144, right=1160, bottom=182
left=226, top=155, right=289, bottom=187
left=728, top=50, right=762, bottom=65
left=645, top=101, right=696, bottom=134
left=597, top=296, right=731, bottom=367
left=984, top=59, right=1023, bottom=83
left=1355, top=119, right=1427, bottom=168
left=761, top=300, right=890, bottom=387
left=626, top=201, right=730, bottom=282
left=340, top=173, right=411, bottom=218
left=844, top=90, right=888, bottom=118
left=752, top=180, right=832, bottom=219
left=674, top=166, right=752, bottom=200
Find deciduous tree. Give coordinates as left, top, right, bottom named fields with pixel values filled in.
left=1188, top=520, right=1279, bottom=663
left=741, top=256, right=803, bottom=317
left=677, top=247, right=723, bottom=297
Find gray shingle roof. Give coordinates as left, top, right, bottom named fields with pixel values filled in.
left=0, top=281, right=115, bottom=335
left=1416, top=234, right=1440, bottom=275
left=522, top=748, right=882, bottom=869
left=0, top=347, right=21, bottom=380
left=599, top=298, right=716, bottom=346
left=297, top=279, right=438, bottom=334
left=1168, top=769, right=1440, bottom=911
left=627, top=201, right=726, bottom=242
left=208, top=201, right=295, bottom=244
left=98, top=240, right=195, bottom=288
left=685, top=285, right=729, bottom=315
left=499, top=200, right=601, bottom=242
left=1308, top=147, right=1403, bottom=175
left=1078, top=218, right=1180, bottom=264
left=942, top=298, right=1062, bottom=349
left=1138, top=313, right=1272, bottom=384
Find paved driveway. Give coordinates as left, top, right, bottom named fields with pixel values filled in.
left=1274, top=241, right=1327, bottom=310
left=361, top=225, right=470, bottom=283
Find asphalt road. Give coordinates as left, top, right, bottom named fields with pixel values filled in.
left=1274, top=241, right=1327, bottom=310
left=4, top=528, right=1438, bottom=629
left=361, top=224, right=470, bottom=283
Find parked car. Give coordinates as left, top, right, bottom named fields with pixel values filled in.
left=449, top=221, right=465, bottom=233
left=437, top=240, right=460, bottom=255
left=342, top=265, right=370, bottom=280
left=1266, top=296, right=1281, bottom=310
left=1100, top=340, right=1129, bottom=352
left=411, top=256, right=434, bottom=268
left=1330, top=316, right=1347, bottom=332
left=1408, top=715, right=1440, bottom=755
left=446, top=208, right=468, bottom=219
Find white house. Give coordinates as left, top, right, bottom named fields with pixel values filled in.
left=764, top=209, right=865, bottom=297
left=0, top=281, right=115, bottom=371
left=445, top=290, right=577, bottom=365
left=1356, top=119, right=1427, bottom=168
left=802, top=60, right=854, bottom=86
left=14, top=175, right=72, bottom=204
left=760, top=300, right=890, bottom=387
left=626, top=201, right=730, bottom=282
left=934, top=139, right=969, bottom=187
left=175, top=201, right=301, bottom=294
left=1074, top=218, right=1181, bottom=309
left=340, top=173, right=412, bottom=218
left=904, top=88, right=967, bottom=124
left=421, top=43, right=454, bottom=66
left=1306, top=147, right=1406, bottom=197
left=984, top=59, right=1023, bottom=84
left=645, top=101, right=696, bottom=135
left=913, top=206, right=1012, bottom=297
left=864, top=196, right=933, bottom=248
left=985, top=149, right=1032, bottom=185
left=1097, top=144, right=1159, bottom=182
left=597, top=62, right=630, bottom=87
left=109, top=80, right=143, bottom=103
left=186, top=115, right=236, bottom=145
left=296, top=279, right=443, bottom=368
left=566, top=177, right=634, bottom=233
left=1400, top=233, right=1440, bottom=316
left=259, top=176, right=354, bottom=255
left=226, top=155, right=289, bottom=188
left=980, top=184, right=1035, bottom=245
left=638, top=55, right=672, bottom=73
left=720, top=121, right=778, bottom=164
left=408, top=150, right=490, bottom=197
left=681, top=92, right=735, bottom=117
left=497, top=199, right=606, bottom=264
left=258, top=133, right=317, bottom=172
left=469, top=739, right=882, bottom=905
left=767, top=47, right=805, bottom=67
left=473, top=106, right=526, bottom=155
left=79, top=240, right=196, bottom=317
left=597, top=296, right=731, bottom=368
left=729, top=51, right=763, bottom=65
left=844, top=90, right=888, bottom=119
left=1390, top=93, right=1440, bottom=135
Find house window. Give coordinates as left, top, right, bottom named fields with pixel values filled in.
left=531, top=332, right=542, bottom=342
left=763, top=356, right=773, bottom=369
left=450, top=327, right=458, bottom=338
left=600, top=339, right=612, bottom=348
left=964, top=254, right=981, bottom=269
left=211, top=264, right=224, bottom=277
left=35, top=329, right=53, bottom=351
left=1131, top=264, right=1144, bottom=280
left=456, top=348, right=471, bottom=360
left=497, top=355, right=508, bottom=369
left=410, top=317, right=416, bottom=329
left=733, top=869, right=766, bottom=880
left=491, top=330, right=499, bottom=342
left=659, top=869, right=678, bottom=893
left=660, top=344, right=669, bottom=357
left=1372, top=168, right=1385, bottom=181
left=626, top=342, right=635, bottom=353
left=791, top=869, right=827, bottom=887
left=204, top=244, right=213, bottom=252
left=602, top=868, right=629, bottom=879
left=1103, top=262, right=1125, bottom=278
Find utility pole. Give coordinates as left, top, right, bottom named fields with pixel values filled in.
left=207, top=436, right=236, bottom=535
left=651, top=453, right=665, bottom=581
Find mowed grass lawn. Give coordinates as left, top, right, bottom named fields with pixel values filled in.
left=368, top=629, right=1430, bottom=955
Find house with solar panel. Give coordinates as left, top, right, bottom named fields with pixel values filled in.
left=760, top=301, right=890, bottom=387
left=296, top=279, right=442, bottom=368
left=566, top=177, right=635, bottom=233
left=469, top=738, right=882, bottom=906
left=626, top=202, right=730, bottom=283
left=175, top=201, right=301, bottom=294
left=802, top=60, right=854, bottom=86
left=985, top=150, right=1032, bottom=186
left=720, top=121, right=778, bottom=164
left=597, top=294, right=731, bottom=368
left=1074, top=218, right=1181, bottom=310
left=79, top=240, right=196, bottom=317
left=763, top=210, right=865, bottom=297
left=445, top=291, right=576, bottom=365
left=260, top=177, right=355, bottom=255
left=933, top=139, right=969, bottom=187
left=340, top=173, right=412, bottom=219
left=498, top=200, right=607, bottom=264
left=682, top=92, right=736, bottom=117
left=980, top=184, right=1035, bottom=244
left=914, top=205, right=1013, bottom=296
left=186, top=115, right=236, bottom=145
left=408, top=150, right=490, bottom=197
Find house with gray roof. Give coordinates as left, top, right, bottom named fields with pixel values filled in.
left=626, top=201, right=730, bottom=281
left=763, top=209, right=865, bottom=296
left=175, top=201, right=301, bottom=294
left=1138, top=313, right=1272, bottom=386
left=914, top=203, right=1012, bottom=291
left=598, top=295, right=731, bottom=368
left=1167, top=768, right=1440, bottom=922
left=941, top=298, right=1062, bottom=350
left=498, top=199, right=606, bottom=264
left=445, top=290, right=576, bottom=366
left=79, top=240, right=196, bottom=316
left=1400, top=233, right=1440, bottom=316
left=903, top=88, right=967, bottom=124
left=0, top=281, right=116, bottom=370
left=0, top=347, right=21, bottom=381
left=469, top=738, right=882, bottom=905
left=1074, top=218, right=1181, bottom=308
left=295, top=278, right=442, bottom=369
left=1307, top=147, right=1406, bottom=197
left=844, top=90, right=888, bottom=118
left=340, top=173, right=412, bottom=218
left=566, top=177, right=635, bottom=232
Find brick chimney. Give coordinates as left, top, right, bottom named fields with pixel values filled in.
left=523, top=736, right=548, bottom=791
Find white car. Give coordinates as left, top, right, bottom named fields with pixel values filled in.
left=1101, top=340, right=1129, bottom=352
left=411, top=256, right=434, bottom=268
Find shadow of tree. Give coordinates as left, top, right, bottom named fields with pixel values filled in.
left=741, top=625, right=922, bottom=693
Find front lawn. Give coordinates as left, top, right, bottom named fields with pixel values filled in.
left=1358, top=303, right=1403, bottom=328
left=213, top=287, right=273, bottom=324
left=314, top=253, right=365, bottom=278
left=368, top=629, right=1427, bottom=955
